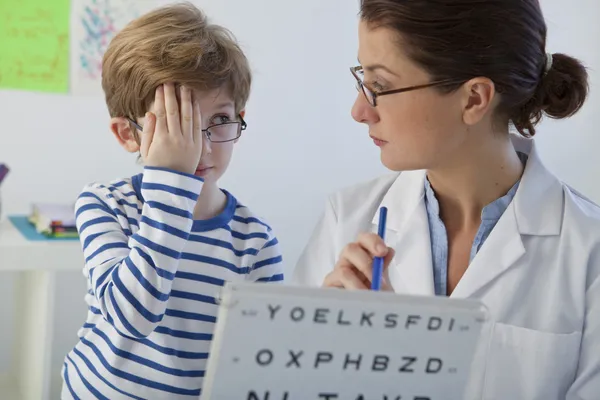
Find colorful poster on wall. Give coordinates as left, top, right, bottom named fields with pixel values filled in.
left=70, top=0, right=160, bottom=96
left=0, top=0, right=70, bottom=93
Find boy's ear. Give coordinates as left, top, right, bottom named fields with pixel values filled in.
left=110, top=117, right=140, bottom=153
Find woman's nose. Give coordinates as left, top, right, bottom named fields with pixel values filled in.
left=351, top=93, right=379, bottom=125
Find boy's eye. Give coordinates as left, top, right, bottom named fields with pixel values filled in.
left=212, top=115, right=232, bottom=124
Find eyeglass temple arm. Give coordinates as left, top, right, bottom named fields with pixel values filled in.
left=126, top=117, right=143, bottom=132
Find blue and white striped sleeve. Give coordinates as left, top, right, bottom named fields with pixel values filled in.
left=76, top=167, right=203, bottom=338
left=248, top=233, right=285, bottom=283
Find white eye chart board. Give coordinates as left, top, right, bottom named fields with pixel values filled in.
left=201, top=283, right=488, bottom=400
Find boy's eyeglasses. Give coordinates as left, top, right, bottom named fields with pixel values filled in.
left=350, top=66, right=464, bottom=107
left=127, top=114, right=247, bottom=143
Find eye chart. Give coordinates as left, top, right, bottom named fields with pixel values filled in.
left=201, top=283, right=488, bottom=400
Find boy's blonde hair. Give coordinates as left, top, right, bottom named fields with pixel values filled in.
left=102, top=2, right=251, bottom=123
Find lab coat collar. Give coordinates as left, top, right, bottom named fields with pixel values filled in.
left=371, top=167, right=427, bottom=232
left=370, top=169, right=431, bottom=295
left=371, top=135, right=564, bottom=235
left=371, top=135, right=564, bottom=297
left=511, top=135, right=564, bottom=236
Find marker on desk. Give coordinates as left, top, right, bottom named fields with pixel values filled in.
left=371, top=206, right=388, bottom=291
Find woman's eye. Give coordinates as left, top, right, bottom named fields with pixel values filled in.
left=370, top=81, right=385, bottom=92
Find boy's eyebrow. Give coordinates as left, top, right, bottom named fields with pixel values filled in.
left=211, top=101, right=235, bottom=110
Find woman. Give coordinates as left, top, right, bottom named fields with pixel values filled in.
left=293, top=0, right=599, bottom=398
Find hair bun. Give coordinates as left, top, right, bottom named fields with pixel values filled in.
left=540, top=53, right=589, bottom=119
left=513, top=53, right=589, bottom=136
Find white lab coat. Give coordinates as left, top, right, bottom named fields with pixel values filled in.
left=293, top=135, right=600, bottom=399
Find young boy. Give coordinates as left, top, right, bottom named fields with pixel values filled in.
left=61, top=3, right=284, bottom=399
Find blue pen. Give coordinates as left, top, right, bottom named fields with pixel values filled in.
left=371, top=206, right=388, bottom=291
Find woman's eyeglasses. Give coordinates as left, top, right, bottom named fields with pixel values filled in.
left=350, top=66, right=464, bottom=107
left=127, top=114, right=247, bottom=143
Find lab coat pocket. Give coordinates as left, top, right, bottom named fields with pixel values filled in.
left=483, top=322, right=581, bottom=400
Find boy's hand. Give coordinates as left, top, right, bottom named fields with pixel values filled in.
left=323, top=233, right=395, bottom=290
left=141, top=83, right=203, bottom=175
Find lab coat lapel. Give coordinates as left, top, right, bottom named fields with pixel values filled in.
left=450, top=200, right=525, bottom=298
left=372, top=170, right=436, bottom=295
left=451, top=136, right=564, bottom=298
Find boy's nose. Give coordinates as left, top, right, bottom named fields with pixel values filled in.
left=202, top=133, right=212, bottom=155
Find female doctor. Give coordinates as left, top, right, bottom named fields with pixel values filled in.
left=293, top=0, right=599, bottom=398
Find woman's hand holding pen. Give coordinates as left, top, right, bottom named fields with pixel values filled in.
left=323, top=233, right=395, bottom=290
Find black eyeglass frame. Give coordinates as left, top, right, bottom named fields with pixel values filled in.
left=127, top=114, right=247, bottom=143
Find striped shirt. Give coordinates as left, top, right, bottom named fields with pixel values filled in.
left=61, top=167, right=284, bottom=399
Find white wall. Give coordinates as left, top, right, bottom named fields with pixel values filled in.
left=535, top=0, right=600, bottom=200
left=0, top=0, right=598, bottom=397
left=0, top=0, right=383, bottom=264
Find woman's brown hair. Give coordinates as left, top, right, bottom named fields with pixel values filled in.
left=360, top=0, right=589, bottom=137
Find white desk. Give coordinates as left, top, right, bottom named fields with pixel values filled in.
left=0, top=218, right=82, bottom=400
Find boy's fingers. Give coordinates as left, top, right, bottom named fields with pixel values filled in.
left=153, top=85, right=168, bottom=135
left=192, top=100, right=203, bottom=144
left=163, top=83, right=182, bottom=136
left=180, top=85, right=193, bottom=140
left=140, top=112, right=156, bottom=155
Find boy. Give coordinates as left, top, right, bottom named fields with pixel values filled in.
left=61, top=3, right=284, bottom=399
